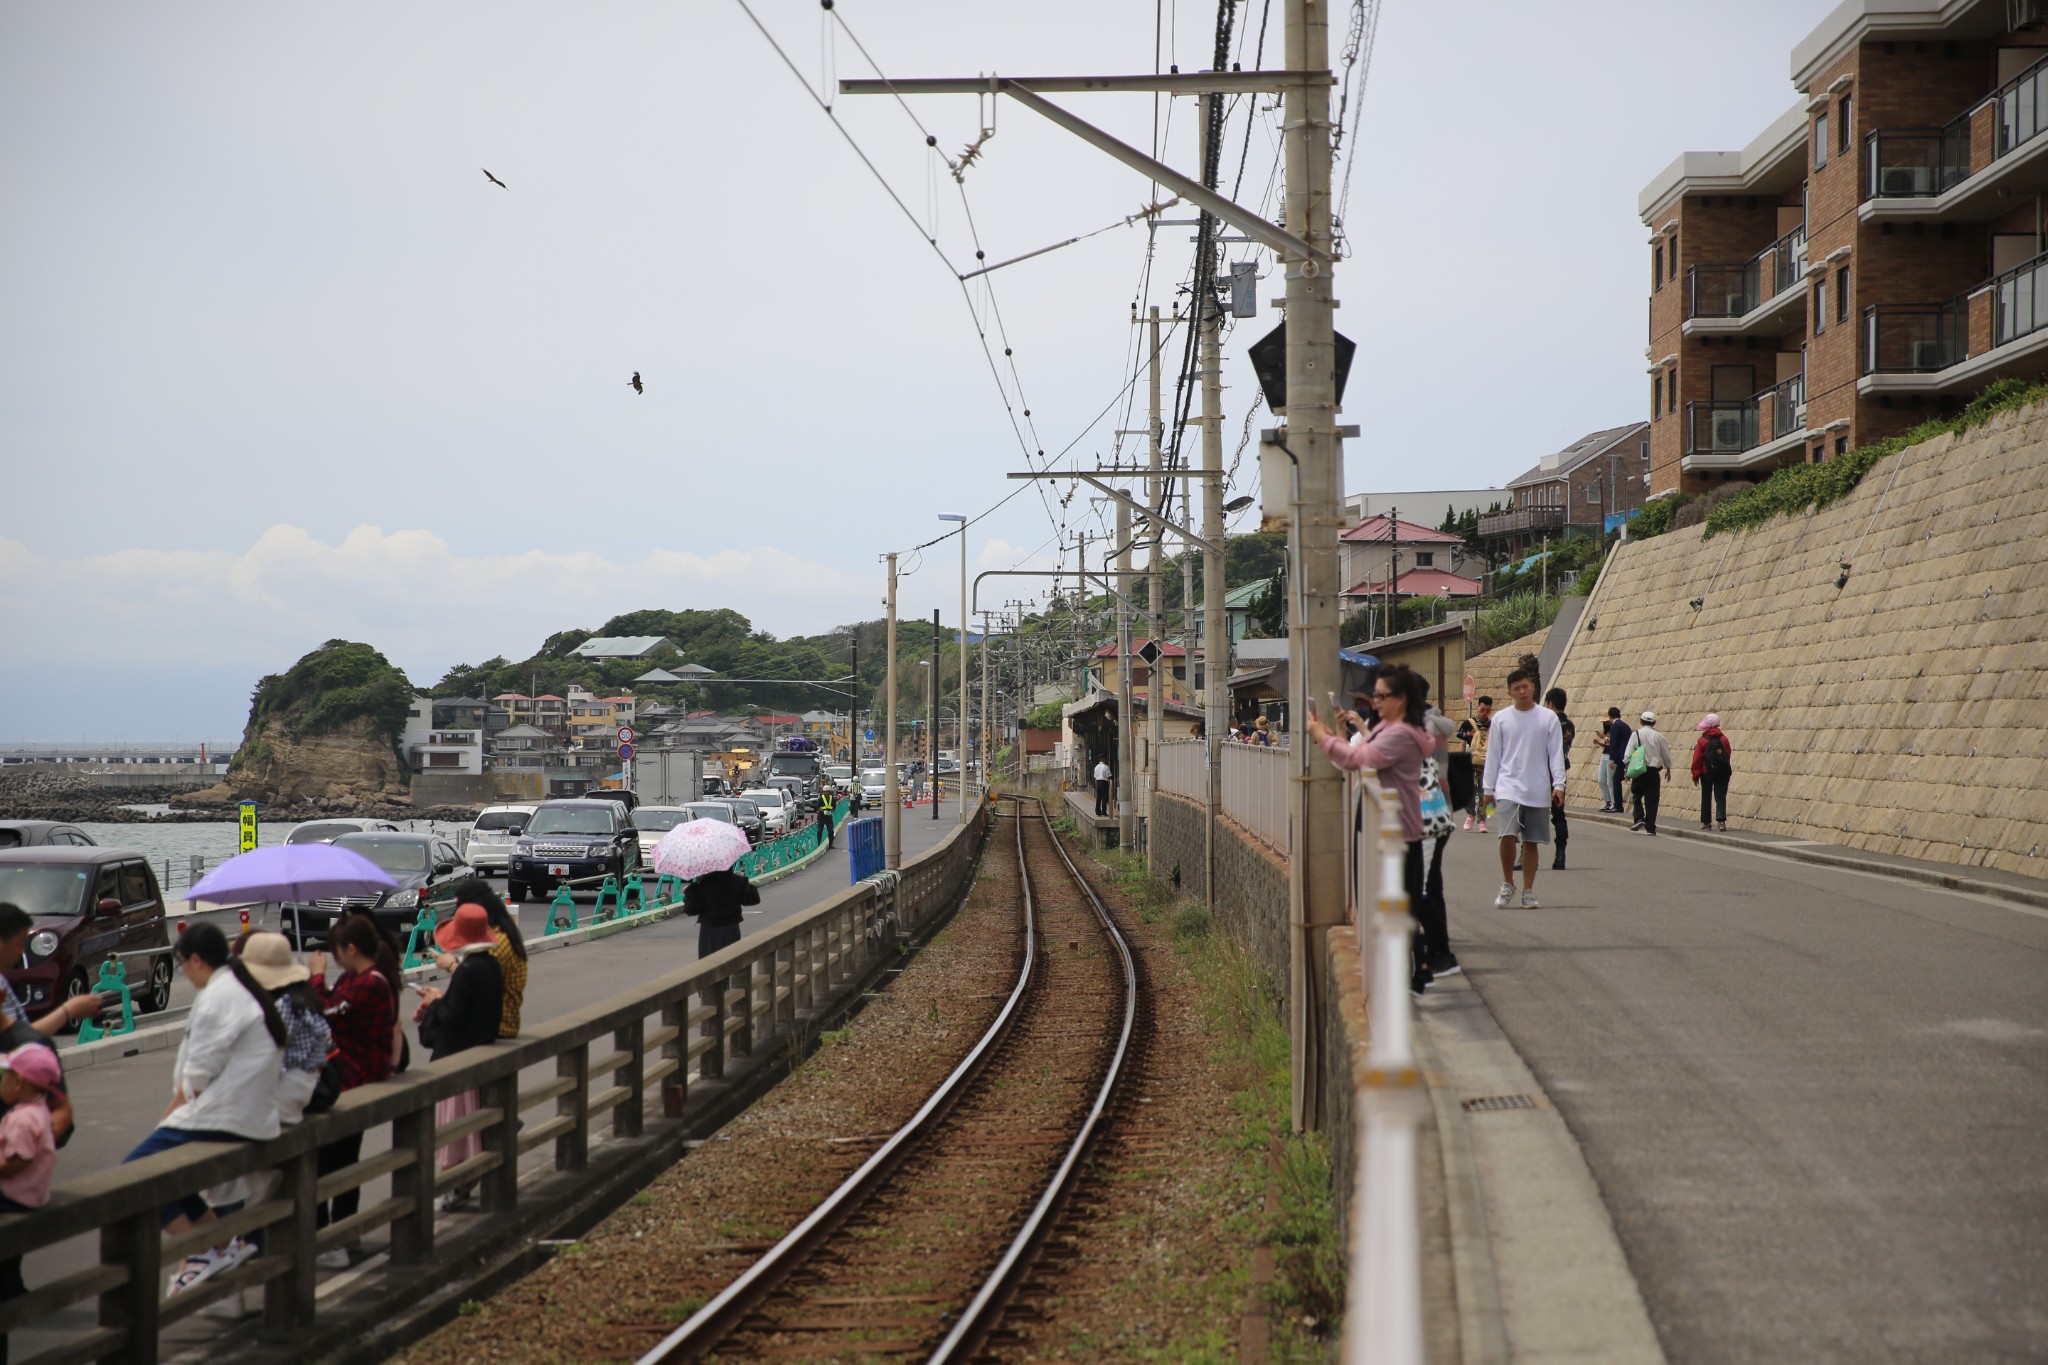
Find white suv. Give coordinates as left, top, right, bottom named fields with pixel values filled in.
left=740, top=787, right=790, bottom=836
left=465, top=805, right=536, bottom=872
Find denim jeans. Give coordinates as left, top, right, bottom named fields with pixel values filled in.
left=122, top=1126, right=251, bottom=1226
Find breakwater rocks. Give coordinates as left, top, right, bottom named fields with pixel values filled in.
left=0, top=770, right=481, bottom=827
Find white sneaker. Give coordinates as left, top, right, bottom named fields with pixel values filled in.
left=167, top=1252, right=219, bottom=1297
left=1493, top=882, right=1514, bottom=908
left=316, top=1248, right=352, bottom=1270
left=1519, top=890, right=1540, bottom=909
left=213, top=1236, right=259, bottom=1273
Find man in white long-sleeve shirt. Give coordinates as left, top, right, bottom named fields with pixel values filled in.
left=1481, top=662, right=1566, bottom=908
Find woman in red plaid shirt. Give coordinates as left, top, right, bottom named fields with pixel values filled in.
left=303, top=914, right=401, bottom=1267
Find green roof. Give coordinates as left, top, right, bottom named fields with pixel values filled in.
left=1224, top=581, right=1268, bottom=609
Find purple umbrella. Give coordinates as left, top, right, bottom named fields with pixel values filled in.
left=186, top=844, right=398, bottom=905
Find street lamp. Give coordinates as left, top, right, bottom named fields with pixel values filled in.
left=938, top=513, right=968, bottom=818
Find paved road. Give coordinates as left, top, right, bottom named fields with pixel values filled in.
left=1441, top=814, right=2048, bottom=1364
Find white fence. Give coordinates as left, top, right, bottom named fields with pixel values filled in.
left=1157, top=738, right=1207, bottom=800
left=1154, top=738, right=1291, bottom=853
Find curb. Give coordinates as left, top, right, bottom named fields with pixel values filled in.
left=1571, top=808, right=2048, bottom=911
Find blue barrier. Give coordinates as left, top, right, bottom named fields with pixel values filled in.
left=846, top=815, right=885, bottom=883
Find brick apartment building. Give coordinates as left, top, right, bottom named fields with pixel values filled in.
left=1641, top=0, right=2048, bottom=498
left=1477, top=422, right=1651, bottom=557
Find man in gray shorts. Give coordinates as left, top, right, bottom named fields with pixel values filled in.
left=1480, top=658, right=1566, bottom=908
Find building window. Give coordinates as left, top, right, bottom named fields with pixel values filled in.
left=1836, top=436, right=1849, bottom=456
left=1651, top=376, right=1661, bottom=417
left=1653, top=244, right=1663, bottom=287
left=1666, top=369, right=1677, bottom=411
left=1839, top=95, right=1852, bottom=154
left=1813, top=280, right=1827, bottom=332
left=1837, top=266, right=1849, bottom=324
left=1671, top=231, right=1678, bottom=267
left=1813, top=444, right=1826, bottom=462
left=1814, top=114, right=1829, bottom=168
left=1587, top=482, right=1602, bottom=503
left=1641, top=439, right=1650, bottom=462
left=1414, top=551, right=1435, bottom=567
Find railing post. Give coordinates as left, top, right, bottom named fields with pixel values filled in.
left=615, top=1016, right=645, bottom=1139
left=480, top=1068, right=520, bottom=1213
left=100, top=1207, right=161, bottom=1365
left=558, top=1043, right=590, bottom=1172
left=775, top=943, right=796, bottom=1028
left=661, top=995, right=688, bottom=1118
left=731, top=959, right=756, bottom=1058
left=700, top=977, right=726, bottom=1081
left=390, top=1104, right=436, bottom=1264
left=265, top=1144, right=319, bottom=1334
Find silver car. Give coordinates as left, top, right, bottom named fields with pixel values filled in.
left=463, top=806, right=536, bottom=872
left=630, top=805, right=693, bottom=862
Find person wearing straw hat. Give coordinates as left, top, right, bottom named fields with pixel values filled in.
left=236, top=932, right=332, bottom=1126
left=412, top=904, right=504, bottom=1213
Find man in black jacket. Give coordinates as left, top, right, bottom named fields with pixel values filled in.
left=685, top=867, right=761, bottom=958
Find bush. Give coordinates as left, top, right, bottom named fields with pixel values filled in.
left=1023, top=699, right=1070, bottom=731
left=1474, top=591, right=1561, bottom=652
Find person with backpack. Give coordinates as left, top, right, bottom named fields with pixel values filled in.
left=1692, top=713, right=1735, bottom=831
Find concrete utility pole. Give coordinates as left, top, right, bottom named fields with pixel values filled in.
left=1200, top=173, right=1228, bottom=915
left=1115, top=490, right=1136, bottom=848
left=884, top=553, right=902, bottom=869
left=1282, top=0, right=1346, bottom=1136
left=1145, top=304, right=1167, bottom=866
left=931, top=609, right=941, bottom=822
left=979, top=610, right=993, bottom=795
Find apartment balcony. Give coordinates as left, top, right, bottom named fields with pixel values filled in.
left=1476, top=505, right=1567, bottom=538
left=1684, top=225, right=1808, bottom=338
left=1681, top=373, right=1808, bottom=473
left=1862, top=53, right=2048, bottom=221
left=1860, top=250, right=2048, bottom=395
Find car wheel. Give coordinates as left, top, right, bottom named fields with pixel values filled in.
left=143, top=954, right=174, bottom=1013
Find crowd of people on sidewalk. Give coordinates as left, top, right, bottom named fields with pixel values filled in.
left=1304, top=650, right=1737, bottom=996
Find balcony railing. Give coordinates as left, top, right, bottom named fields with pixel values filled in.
left=1684, top=400, right=1758, bottom=457
left=1864, top=299, right=1968, bottom=372
left=1995, top=49, right=2048, bottom=158
left=1687, top=225, right=1807, bottom=320
left=1864, top=123, right=1972, bottom=200
left=1476, top=505, right=1567, bottom=537
left=1992, top=248, right=2048, bottom=348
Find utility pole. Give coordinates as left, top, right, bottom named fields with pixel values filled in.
left=1199, top=159, right=1228, bottom=915
left=1115, top=487, right=1136, bottom=848
left=931, top=608, right=941, bottom=822
left=980, top=610, right=993, bottom=795
left=957, top=529, right=968, bottom=818
left=1145, top=304, right=1166, bottom=866
left=884, top=554, right=901, bottom=869
left=1282, top=0, right=1346, bottom=1136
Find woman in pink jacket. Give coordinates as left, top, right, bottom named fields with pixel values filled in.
left=1307, top=662, right=1446, bottom=997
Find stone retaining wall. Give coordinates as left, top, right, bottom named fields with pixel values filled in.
left=1555, top=401, right=2048, bottom=878
left=1150, top=791, right=1291, bottom=1012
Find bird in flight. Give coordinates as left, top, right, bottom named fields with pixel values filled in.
left=481, top=168, right=507, bottom=189
left=628, top=371, right=643, bottom=394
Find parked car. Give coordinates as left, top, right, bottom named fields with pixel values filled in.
left=0, top=821, right=97, bottom=849
left=766, top=775, right=818, bottom=817
left=585, top=788, right=640, bottom=814
left=508, top=800, right=642, bottom=902
left=821, top=765, right=854, bottom=796
left=0, top=847, right=175, bottom=1021
left=716, top=798, right=766, bottom=844
left=281, top=832, right=473, bottom=946
left=630, top=805, right=693, bottom=862
left=739, top=788, right=791, bottom=837
left=284, top=818, right=402, bottom=846
left=465, top=805, right=536, bottom=873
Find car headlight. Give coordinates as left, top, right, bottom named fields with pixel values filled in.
left=29, top=930, right=58, bottom=959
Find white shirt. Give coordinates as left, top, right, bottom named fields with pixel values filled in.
left=1481, top=703, right=1566, bottom=808
left=1624, top=726, right=1675, bottom=772
left=1093, top=761, right=1111, bottom=781
left=166, top=970, right=282, bottom=1139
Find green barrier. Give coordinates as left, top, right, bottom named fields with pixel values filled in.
left=591, top=876, right=622, bottom=923
left=75, top=959, right=137, bottom=1044
left=545, top=884, right=579, bottom=935
left=621, top=872, right=646, bottom=915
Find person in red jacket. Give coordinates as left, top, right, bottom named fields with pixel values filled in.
left=1691, top=713, right=1734, bottom=831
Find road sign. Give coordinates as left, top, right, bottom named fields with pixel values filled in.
left=865, top=729, right=875, bottom=741
left=617, top=726, right=635, bottom=745
left=1138, top=639, right=1162, bottom=665
left=237, top=800, right=258, bottom=854
left=618, top=742, right=636, bottom=761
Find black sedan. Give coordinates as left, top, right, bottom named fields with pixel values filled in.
left=281, top=832, right=472, bottom=947
left=0, top=821, right=97, bottom=849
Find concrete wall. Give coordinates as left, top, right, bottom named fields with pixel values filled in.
left=411, top=770, right=546, bottom=807
left=1555, top=400, right=2048, bottom=878
left=1150, top=791, right=1291, bottom=1001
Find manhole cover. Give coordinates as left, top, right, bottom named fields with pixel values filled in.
left=1462, top=1094, right=1538, bottom=1113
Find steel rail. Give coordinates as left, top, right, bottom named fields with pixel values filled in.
left=926, top=798, right=1140, bottom=1362
left=633, top=799, right=1040, bottom=1365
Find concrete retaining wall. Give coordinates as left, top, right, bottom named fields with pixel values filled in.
left=411, top=770, right=546, bottom=806
left=1554, top=401, right=2048, bottom=878
left=1150, top=791, right=1291, bottom=1014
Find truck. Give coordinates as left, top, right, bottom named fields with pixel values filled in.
left=631, top=748, right=705, bottom=805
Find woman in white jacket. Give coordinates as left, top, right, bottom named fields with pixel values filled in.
left=120, top=923, right=285, bottom=1297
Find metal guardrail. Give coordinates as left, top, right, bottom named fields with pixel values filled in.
left=1, top=808, right=990, bottom=1365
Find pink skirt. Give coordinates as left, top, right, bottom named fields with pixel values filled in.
left=435, top=1088, right=482, bottom=1170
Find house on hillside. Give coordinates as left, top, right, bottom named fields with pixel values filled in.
left=1087, top=639, right=1200, bottom=707
left=1338, top=515, right=1472, bottom=594
left=567, top=636, right=677, bottom=661
left=1478, top=423, right=1650, bottom=559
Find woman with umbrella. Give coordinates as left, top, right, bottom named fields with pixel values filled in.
left=654, top=818, right=760, bottom=957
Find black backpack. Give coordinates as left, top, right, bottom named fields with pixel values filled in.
left=1702, top=732, right=1731, bottom=776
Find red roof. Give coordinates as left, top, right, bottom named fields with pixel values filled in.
left=1342, top=569, right=1484, bottom=598
left=493, top=693, right=529, bottom=701
left=1091, top=637, right=1187, bottom=658
left=535, top=694, right=564, bottom=702
left=1339, top=515, right=1464, bottom=544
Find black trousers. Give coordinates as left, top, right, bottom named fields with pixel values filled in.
left=698, top=920, right=742, bottom=958
left=1632, top=769, right=1663, bottom=832
left=315, top=1132, right=365, bottom=1229
left=1403, top=839, right=1430, bottom=985
left=1418, top=834, right=1451, bottom=962
left=1094, top=778, right=1110, bottom=815
left=1550, top=801, right=1569, bottom=857
left=1700, top=773, right=1730, bottom=824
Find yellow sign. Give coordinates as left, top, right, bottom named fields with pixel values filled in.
left=238, top=801, right=259, bottom=854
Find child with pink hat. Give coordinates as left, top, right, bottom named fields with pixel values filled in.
left=0, top=1044, right=60, bottom=1213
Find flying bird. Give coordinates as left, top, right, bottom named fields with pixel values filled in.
left=481, top=168, right=507, bottom=189
left=628, top=371, right=643, bottom=394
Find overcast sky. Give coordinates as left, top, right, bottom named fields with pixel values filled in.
left=0, top=1, right=1832, bottom=742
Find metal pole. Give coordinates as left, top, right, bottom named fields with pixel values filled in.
left=958, top=528, right=969, bottom=819
left=884, top=554, right=901, bottom=869
left=1116, top=485, right=1136, bottom=849
left=1201, top=215, right=1227, bottom=916
left=1284, top=0, right=1345, bottom=1136
left=1145, top=305, right=1166, bottom=869
left=980, top=611, right=993, bottom=797
left=932, top=609, right=941, bottom=822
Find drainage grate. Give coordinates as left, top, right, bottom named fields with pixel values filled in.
left=1462, top=1093, right=1539, bottom=1113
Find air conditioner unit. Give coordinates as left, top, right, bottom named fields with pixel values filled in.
left=1711, top=413, right=1749, bottom=452
left=1910, top=340, right=1951, bottom=370
left=1879, top=165, right=1934, bottom=196
left=2010, top=0, right=2046, bottom=33
left=1725, top=293, right=1749, bottom=316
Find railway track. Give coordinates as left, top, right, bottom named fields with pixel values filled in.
left=636, top=797, right=1139, bottom=1364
